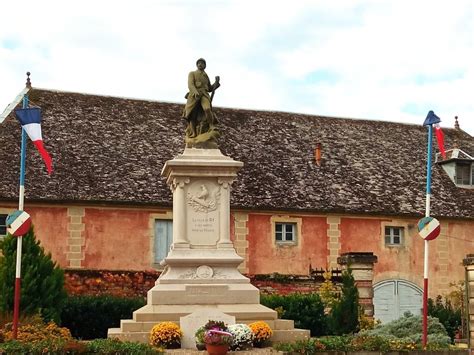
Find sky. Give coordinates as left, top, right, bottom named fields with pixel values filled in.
left=1, top=0, right=473, bottom=136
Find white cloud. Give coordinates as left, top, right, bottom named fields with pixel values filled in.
left=0, top=0, right=472, bottom=135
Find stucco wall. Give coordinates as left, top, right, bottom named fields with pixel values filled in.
left=0, top=202, right=471, bottom=298
left=339, top=216, right=472, bottom=297
left=82, top=208, right=154, bottom=270
left=28, top=206, right=69, bottom=267
left=246, top=213, right=327, bottom=275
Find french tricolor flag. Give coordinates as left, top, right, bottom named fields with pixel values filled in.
left=15, top=107, right=53, bottom=174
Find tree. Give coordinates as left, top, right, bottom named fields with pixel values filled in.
left=328, top=268, right=359, bottom=335
left=0, top=226, right=67, bottom=323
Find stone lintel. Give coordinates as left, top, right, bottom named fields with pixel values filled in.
left=338, top=252, right=378, bottom=266
left=463, top=254, right=474, bottom=266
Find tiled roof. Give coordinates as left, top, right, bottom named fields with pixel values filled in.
left=0, top=88, right=473, bottom=219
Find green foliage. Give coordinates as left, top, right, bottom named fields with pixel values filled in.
left=261, top=292, right=326, bottom=336
left=327, top=269, right=359, bottom=335
left=0, top=338, right=78, bottom=354
left=362, top=312, right=451, bottom=345
left=273, top=338, right=326, bottom=353
left=0, top=227, right=67, bottom=323
left=349, top=334, right=391, bottom=352
left=60, top=295, right=145, bottom=339
left=275, top=333, right=450, bottom=353
left=86, top=338, right=161, bottom=354
left=317, top=335, right=353, bottom=351
left=0, top=338, right=161, bottom=354
left=428, top=295, right=462, bottom=341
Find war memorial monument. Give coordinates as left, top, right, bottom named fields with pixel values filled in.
left=108, top=59, right=309, bottom=347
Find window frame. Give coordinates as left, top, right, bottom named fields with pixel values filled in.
left=455, top=162, right=472, bottom=186
left=275, top=222, right=297, bottom=242
left=384, top=226, right=405, bottom=246
left=0, top=214, right=7, bottom=237
left=271, top=216, right=301, bottom=246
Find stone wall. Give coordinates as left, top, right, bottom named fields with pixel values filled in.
left=463, top=254, right=474, bottom=349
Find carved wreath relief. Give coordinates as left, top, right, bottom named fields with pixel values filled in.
left=187, top=182, right=220, bottom=213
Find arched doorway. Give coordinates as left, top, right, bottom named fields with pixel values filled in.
left=373, top=279, right=422, bottom=323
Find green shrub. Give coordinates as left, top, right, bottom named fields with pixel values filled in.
left=261, top=292, right=326, bottom=336
left=0, top=226, right=67, bottom=323
left=86, top=338, right=161, bottom=354
left=60, top=295, right=145, bottom=339
left=362, top=312, right=451, bottom=346
left=428, top=295, right=462, bottom=341
left=274, top=338, right=326, bottom=354
left=327, top=269, right=359, bottom=335
left=318, top=335, right=353, bottom=351
left=0, top=338, right=160, bottom=354
left=0, top=338, right=80, bottom=354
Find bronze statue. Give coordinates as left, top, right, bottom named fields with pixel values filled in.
left=182, top=58, right=221, bottom=148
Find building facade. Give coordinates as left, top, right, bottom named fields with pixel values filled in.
left=0, top=88, right=473, bottom=322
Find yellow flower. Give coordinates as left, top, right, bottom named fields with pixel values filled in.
left=149, top=322, right=183, bottom=348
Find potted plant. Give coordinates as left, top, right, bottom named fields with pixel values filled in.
left=202, top=320, right=233, bottom=355
left=149, top=321, right=182, bottom=349
left=228, top=323, right=254, bottom=350
left=248, top=321, right=273, bottom=348
left=194, top=325, right=206, bottom=350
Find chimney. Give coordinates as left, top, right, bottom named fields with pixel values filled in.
left=314, top=143, right=322, bottom=166
left=454, top=116, right=460, bottom=130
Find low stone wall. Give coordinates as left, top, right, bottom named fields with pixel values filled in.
left=65, top=269, right=160, bottom=297
left=64, top=269, right=340, bottom=297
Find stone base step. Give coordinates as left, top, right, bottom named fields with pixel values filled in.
left=119, top=318, right=293, bottom=333
left=109, top=326, right=309, bottom=346
left=133, top=304, right=277, bottom=322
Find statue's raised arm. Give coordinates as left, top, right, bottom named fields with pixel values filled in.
left=182, top=58, right=221, bottom=149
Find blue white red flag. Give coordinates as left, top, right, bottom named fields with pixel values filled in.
left=15, top=107, right=52, bottom=174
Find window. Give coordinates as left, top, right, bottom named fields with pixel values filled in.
left=275, top=222, right=296, bottom=242
left=385, top=226, right=404, bottom=246
left=0, top=214, right=7, bottom=236
left=455, top=163, right=472, bottom=185
left=154, top=220, right=173, bottom=265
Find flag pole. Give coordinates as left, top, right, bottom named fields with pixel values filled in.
left=12, top=72, right=31, bottom=339
left=422, top=123, right=433, bottom=348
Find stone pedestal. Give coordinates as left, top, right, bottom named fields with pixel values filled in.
left=463, top=254, right=474, bottom=349
left=338, top=252, right=378, bottom=317
left=108, top=148, right=309, bottom=345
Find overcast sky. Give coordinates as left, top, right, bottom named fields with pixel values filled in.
left=1, top=0, right=473, bottom=137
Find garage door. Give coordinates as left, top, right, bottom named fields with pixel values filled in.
left=373, top=279, right=422, bottom=323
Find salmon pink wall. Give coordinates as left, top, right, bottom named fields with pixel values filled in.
left=28, top=207, right=69, bottom=267
left=339, top=217, right=473, bottom=296
left=340, top=217, right=423, bottom=286
left=83, top=208, right=152, bottom=270
left=247, top=214, right=327, bottom=275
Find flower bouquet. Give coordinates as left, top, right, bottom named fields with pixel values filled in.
left=228, top=323, right=254, bottom=350
left=248, top=321, right=273, bottom=347
left=149, top=321, right=182, bottom=349
left=202, top=320, right=233, bottom=355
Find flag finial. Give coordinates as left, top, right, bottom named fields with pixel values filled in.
left=26, top=72, right=31, bottom=88
left=423, top=110, right=441, bottom=126
left=454, top=116, right=460, bottom=130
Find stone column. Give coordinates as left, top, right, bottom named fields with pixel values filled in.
left=171, top=177, right=190, bottom=248
left=463, top=254, right=474, bottom=348
left=217, top=177, right=233, bottom=248
left=338, top=252, right=378, bottom=317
